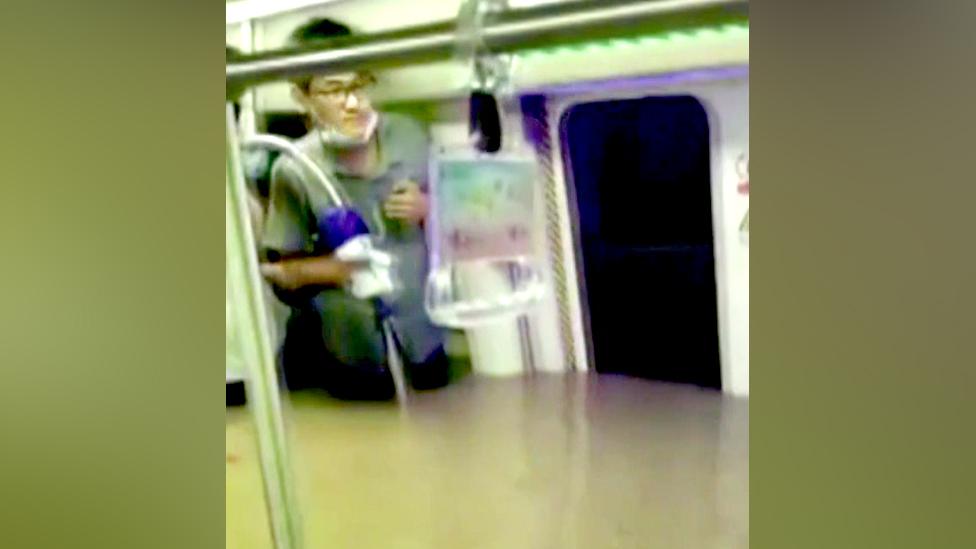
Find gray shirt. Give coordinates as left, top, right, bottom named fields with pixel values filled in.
left=261, top=113, right=443, bottom=367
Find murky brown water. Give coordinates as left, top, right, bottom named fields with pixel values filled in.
left=227, top=373, right=748, bottom=549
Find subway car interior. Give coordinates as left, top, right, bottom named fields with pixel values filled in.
left=226, top=1, right=749, bottom=548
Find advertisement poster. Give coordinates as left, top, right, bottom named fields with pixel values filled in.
left=431, top=154, right=537, bottom=263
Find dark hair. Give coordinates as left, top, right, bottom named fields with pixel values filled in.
left=288, top=18, right=354, bottom=92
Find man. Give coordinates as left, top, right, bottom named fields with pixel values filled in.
left=258, top=18, right=449, bottom=400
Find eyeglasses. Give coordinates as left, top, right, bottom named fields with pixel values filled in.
left=309, top=74, right=377, bottom=103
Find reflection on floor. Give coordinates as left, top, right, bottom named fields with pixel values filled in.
left=226, top=407, right=274, bottom=549
left=226, top=373, right=749, bottom=549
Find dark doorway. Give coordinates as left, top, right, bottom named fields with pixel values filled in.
left=561, top=95, right=721, bottom=389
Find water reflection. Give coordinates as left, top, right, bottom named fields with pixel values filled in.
left=226, top=374, right=748, bottom=549
left=226, top=405, right=274, bottom=549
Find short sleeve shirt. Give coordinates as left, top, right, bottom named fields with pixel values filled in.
left=261, top=113, right=443, bottom=367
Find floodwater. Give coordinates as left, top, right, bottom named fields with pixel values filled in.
left=226, top=373, right=748, bottom=548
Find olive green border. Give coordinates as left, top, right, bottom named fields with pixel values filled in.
left=751, top=1, right=976, bottom=547
left=2, top=1, right=974, bottom=548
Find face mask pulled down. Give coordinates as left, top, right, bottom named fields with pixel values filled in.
left=318, top=110, right=380, bottom=149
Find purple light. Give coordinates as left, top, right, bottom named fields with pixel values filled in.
left=522, top=65, right=749, bottom=97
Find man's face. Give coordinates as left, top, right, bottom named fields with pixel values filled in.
left=298, top=72, right=377, bottom=139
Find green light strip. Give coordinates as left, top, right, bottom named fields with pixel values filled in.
left=516, top=23, right=748, bottom=59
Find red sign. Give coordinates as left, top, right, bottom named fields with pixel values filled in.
left=736, top=153, right=749, bottom=196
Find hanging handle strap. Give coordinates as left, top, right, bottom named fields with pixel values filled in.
left=456, top=0, right=514, bottom=153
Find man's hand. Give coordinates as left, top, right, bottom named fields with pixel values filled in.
left=259, top=262, right=303, bottom=291
left=383, top=180, right=429, bottom=225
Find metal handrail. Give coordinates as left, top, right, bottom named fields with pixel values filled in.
left=227, top=0, right=748, bottom=92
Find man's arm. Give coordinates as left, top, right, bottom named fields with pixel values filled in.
left=260, top=254, right=357, bottom=291
left=261, top=159, right=357, bottom=291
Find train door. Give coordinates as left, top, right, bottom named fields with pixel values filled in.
left=561, top=94, right=722, bottom=389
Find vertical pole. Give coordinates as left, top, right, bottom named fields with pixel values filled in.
left=382, top=319, right=410, bottom=405
left=226, top=104, right=303, bottom=549
left=239, top=19, right=259, bottom=137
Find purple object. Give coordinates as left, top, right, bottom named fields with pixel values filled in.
left=520, top=66, right=749, bottom=97
left=315, top=207, right=370, bottom=253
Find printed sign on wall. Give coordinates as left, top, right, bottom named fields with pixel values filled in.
left=431, top=155, right=537, bottom=262
left=736, top=152, right=749, bottom=246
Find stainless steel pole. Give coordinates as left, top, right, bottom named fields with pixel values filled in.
left=226, top=0, right=748, bottom=90
left=226, top=105, right=304, bottom=549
